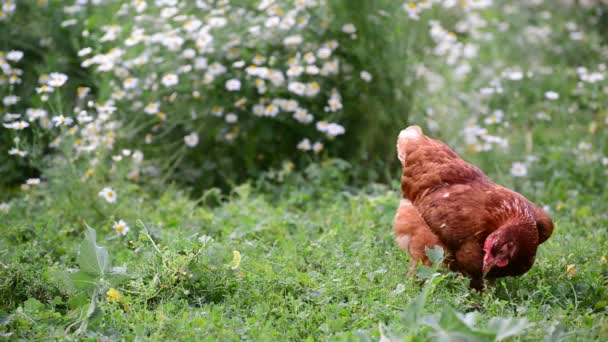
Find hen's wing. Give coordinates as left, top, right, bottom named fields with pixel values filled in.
left=530, top=204, right=554, bottom=244
left=415, top=183, right=493, bottom=248
left=394, top=198, right=447, bottom=276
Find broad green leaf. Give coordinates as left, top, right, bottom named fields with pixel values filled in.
left=432, top=331, right=488, bottom=342
left=425, top=245, right=444, bottom=266
left=401, top=274, right=439, bottom=327
left=70, top=271, right=99, bottom=293
left=456, top=311, right=480, bottom=329
left=74, top=290, right=98, bottom=336
left=543, top=322, right=567, bottom=342
left=438, top=307, right=476, bottom=334
left=67, top=294, right=91, bottom=310
left=77, top=226, right=110, bottom=277
left=487, top=317, right=531, bottom=341
left=379, top=322, right=400, bottom=342
left=23, top=298, right=44, bottom=314
left=414, top=265, right=435, bottom=279
left=49, top=270, right=76, bottom=293
left=0, top=311, right=13, bottom=326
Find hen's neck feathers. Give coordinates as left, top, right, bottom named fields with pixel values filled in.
left=491, top=196, right=535, bottom=226
left=490, top=198, right=539, bottom=259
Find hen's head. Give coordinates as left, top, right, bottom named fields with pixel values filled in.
left=482, top=222, right=539, bottom=276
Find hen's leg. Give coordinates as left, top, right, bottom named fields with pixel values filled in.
left=394, top=199, right=446, bottom=277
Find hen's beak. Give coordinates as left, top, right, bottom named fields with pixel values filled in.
left=482, top=259, right=495, bottom=276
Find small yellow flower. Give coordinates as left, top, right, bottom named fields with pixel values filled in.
left=231, top=250, right=241, bottom=270
left=85, top=168, right=94, bottom=177
left=601, top=256, right=607, bottom=264
left=107, top=288, right=121, bottom=303
left=566, top=264, right=576, bottom=279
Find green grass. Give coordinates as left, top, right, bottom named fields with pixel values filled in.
left=2, top=1, right=608, bottom=340
left=1, top=163, right=607, bottom=340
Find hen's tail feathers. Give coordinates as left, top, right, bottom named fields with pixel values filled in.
left=396, top=125, right=424, bottom=165
left=531, top=204, right=554, bottom=244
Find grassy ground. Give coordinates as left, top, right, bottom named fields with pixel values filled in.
left=2, top=1, right=608, bottom=340
left=1, top=161, right=607, bottom=340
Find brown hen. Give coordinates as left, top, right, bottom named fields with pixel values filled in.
left=393, top=126, right=553, bottom=289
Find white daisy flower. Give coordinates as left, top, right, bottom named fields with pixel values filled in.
left=225, top=113, right=238, bottom=123
left=123, top=77, right=139, bottom=89
left=225, top=79, right=241, bottom=91
left=0, top=202, right=9, bottom=214
left=264, top=104, right=279, bottom=117
left=161, top=73, right=179, bottom=87
left=47, top=73, right=68, bottom=87
left=3, top=95, right=20, bottom=106
left=312, top=142, right=324, bottom=153
left=9, top=147, right=28, bottom=157
left=283, top=35, right=303, bottom=46
left=360, top=70, right=373, bottom=82
left=99, top=187, right=117, bottom=203
left=184, top=132, right=199, bottom=147
left=6, top=50, right=24, bottom=62
left=297, top=138, right=311, bottom=151
left=3, top=120, right=29, bottom=130
left=544, top=91, right=559, bottom=100
left=144, top=102, right=160, bottom=115
left=510, top=162, right=528, bottom=177
left=288, top=82, right=306, bottom=96
left=26, top=178, right=41, bottom=185
left=293, top=109, right=313, bottom=124
left=342, top=23, right=356, bottom=34
left=404, top=3, right=420, bottom=20
left=113, top=220, right=130, bottom=236
left=317, top=47, right=332, bottom=59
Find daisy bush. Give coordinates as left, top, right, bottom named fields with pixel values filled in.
left=402, top=0, right=608, bottom=194
left=1, top=0, right=607, bottom=199
left=1, top=0, right=437, bottom=191
left=70, top=0, right=359, bottom=187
